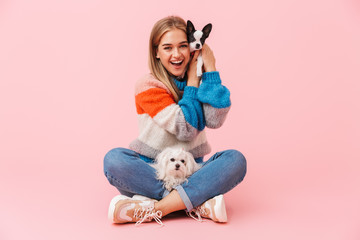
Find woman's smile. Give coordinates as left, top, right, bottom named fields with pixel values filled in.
left=170, top=60, right=184, bottom=66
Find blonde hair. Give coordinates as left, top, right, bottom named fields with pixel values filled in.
left=148, top=16, right=187, bottom=102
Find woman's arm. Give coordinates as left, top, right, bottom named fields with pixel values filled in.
left=197, top=44, right=231, bottom=128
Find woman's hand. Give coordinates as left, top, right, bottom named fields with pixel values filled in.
left=201, top=44, right=216, bottom=72
left=187, top=50, right=201, bottom=87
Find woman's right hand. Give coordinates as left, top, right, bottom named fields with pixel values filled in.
left=187, top=50, right=201, bottom=88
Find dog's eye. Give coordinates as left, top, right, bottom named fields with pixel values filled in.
left=170, top=158, right=175, bottom=162
left=181, top=159, right=185, bottom=163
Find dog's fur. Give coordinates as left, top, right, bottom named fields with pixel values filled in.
left=153, top=148, right=201, bottom=191
left=186, top=20, right=212, bottom=77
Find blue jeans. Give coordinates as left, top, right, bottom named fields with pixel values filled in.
left=103, top=148, right=247, bottom=211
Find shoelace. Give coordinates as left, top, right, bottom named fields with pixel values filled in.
left=186, top=205, right=207, bottom=222
left=134, top=207, right=164, bottom=226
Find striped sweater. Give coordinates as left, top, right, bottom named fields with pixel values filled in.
left=129, top=71, right=231, bottom=163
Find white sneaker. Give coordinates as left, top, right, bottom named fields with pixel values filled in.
left=108, top=195, right=163, bottom=226
left=187, top=195, right=227, bottom=223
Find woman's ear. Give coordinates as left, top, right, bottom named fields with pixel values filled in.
left=156, top=49, right=160, bottom=59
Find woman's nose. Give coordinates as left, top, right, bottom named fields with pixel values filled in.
left=172, top=48, right=180, bottom=57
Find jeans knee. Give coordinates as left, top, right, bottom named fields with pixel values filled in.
left=103, top=147, right=128, bottom=176
left=227, top=149, right=247, bottom=181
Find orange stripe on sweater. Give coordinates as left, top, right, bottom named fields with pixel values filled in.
left=135, top=88, right=175, bottom=118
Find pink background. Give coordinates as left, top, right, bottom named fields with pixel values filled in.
left=1, top=0, right=359, bottom=239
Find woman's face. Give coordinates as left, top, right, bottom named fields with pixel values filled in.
left=156, top=28, right=190, bottom=77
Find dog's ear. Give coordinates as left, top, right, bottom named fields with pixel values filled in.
left=155, top=149, right=171, bottom=180
left=155, top=148, right=168, bottom=163
left=187, top=20, right=195, bottom=34
left=202, top=23, right=212, bottom=39
left=185, top=152, right=201, bottom=177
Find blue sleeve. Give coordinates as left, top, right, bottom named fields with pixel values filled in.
left=178, top=86, right=206, bottom=131
left=197, top=71, right=231, bottom=129
left=197, top=71, right=231, bottom=108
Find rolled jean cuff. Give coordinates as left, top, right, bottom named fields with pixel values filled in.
left=162, top=189, right=170, bottom=198
left=175, top=185, right=193, bottom=211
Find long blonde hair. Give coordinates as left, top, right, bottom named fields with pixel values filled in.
left=149, top=16, right=187, bottom=102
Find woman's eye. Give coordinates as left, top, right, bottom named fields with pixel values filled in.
left=180, top=45, right=188, bottom=48
left=170, top=158, right=175, bottom=162
left=164, top=47, right=171, bottom=50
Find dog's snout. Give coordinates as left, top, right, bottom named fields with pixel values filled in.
left=175, top=163, right=180, bottom=169
left=195, top=43, right=200, bottom=49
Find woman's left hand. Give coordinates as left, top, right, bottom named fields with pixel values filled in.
left=201, top=44, right=216, bottom=72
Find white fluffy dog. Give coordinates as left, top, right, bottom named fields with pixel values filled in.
left=153, top=148, right=201, bottom=191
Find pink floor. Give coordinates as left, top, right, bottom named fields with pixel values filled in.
left=2, top=145, right=359, bottom=239
left=1, top=0, right=360, bottom=239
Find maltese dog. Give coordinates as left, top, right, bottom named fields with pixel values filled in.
left=153, top=148, right=201, bottom=191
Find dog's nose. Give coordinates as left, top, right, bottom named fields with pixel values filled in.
left=175, top=164, right=180, bottom=169
left=195, top=43, right=200, bottom=49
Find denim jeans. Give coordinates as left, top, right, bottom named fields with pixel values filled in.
left=103, top=148, right=247, bottom=211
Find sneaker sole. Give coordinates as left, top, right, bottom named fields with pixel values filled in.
left=108, top=195, right=132, bottom=222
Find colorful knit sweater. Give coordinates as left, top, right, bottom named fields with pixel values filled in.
left=129, top=71, right=231, bottom=163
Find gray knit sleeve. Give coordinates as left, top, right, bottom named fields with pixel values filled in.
left=202, top=103, right=231, bottom=129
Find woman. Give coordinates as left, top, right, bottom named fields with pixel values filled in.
left=104, top=16, right=247, bottom=225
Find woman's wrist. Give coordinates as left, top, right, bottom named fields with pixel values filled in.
left=187, top=78, right=199, bottom=88
left=205, top=64, right=216, bottom=72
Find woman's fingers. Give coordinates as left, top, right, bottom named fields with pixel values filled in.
left=192, top=50, right=200, bottom=62
left=201, top=44, right=216, bottom=72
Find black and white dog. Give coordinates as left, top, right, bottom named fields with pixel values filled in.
left=186, top=20, right=212, bottom=77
